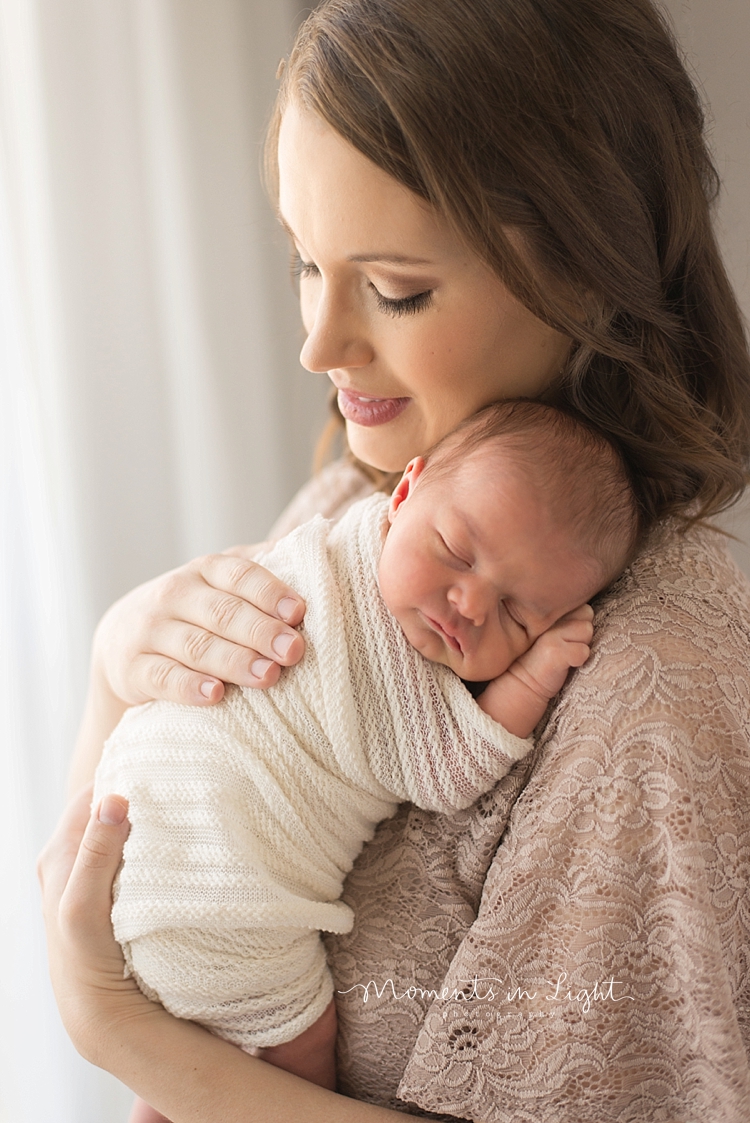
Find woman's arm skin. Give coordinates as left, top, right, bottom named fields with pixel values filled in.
left=67, top=551, right=306, bottom=795
left=38, top=789, right=416, bottom=1123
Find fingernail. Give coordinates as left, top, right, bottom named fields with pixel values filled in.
left=272, top=633, right=295, bottom=660
left=200, top=680, right=219, bottom=699
left=251, top=657, right=274, bottom=679
left=277, top=597, right=299, bottom=623
left=98, top=795, right=127, bottom=826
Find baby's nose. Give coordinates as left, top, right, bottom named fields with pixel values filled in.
left=448, top=582, right=487, bottom=626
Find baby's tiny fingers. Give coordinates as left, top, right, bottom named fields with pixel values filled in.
left=565, top=641, right=592, bottom=668
left=560, top=619, right=594, bottom=643
left=558, top=603, right=594, bottom=623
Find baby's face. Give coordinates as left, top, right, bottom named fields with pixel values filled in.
left=378, top=452, right=602, bottom=681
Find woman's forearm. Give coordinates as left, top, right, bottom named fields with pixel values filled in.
left=68, top=657, right=128, bottom=796
left=68, top=654, right=129, bottom=796
left=92, top=1001, right=415, bottom=1123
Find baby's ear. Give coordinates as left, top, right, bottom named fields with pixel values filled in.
left=388, top=456, right=426, bottom=523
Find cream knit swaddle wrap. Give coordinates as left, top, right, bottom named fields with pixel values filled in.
left=94, top=495, right=533, bottom=1050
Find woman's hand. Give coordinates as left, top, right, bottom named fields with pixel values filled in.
left=37, top=786, right=160, bottom=1067
left=96, top=550, right=306, bottom=708
left=69, top=550, right=307, bottom=792
left=38, top=790, right=410, bottom=1122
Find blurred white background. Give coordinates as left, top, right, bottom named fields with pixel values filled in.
left=0, top=1, right=747, bottom=1119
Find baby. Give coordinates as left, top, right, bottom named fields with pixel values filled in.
left=94, top=401, right=638, bottom=1119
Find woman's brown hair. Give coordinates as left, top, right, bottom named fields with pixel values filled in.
left=267, top=0, right=750, bottom=530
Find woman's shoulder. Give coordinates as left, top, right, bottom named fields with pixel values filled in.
left=589, top=521, right=750, bottom=674
left=545, top=525, right=750, bottom=763
left=543, top=520, right=750, bottom=771
left=267, top=458, right=377, bottom=541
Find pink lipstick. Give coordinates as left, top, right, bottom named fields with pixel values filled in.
left=337, top=388, right=410, bottom=428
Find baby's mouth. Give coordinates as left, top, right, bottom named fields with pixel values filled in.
left=423, top=613, right=464, bottom=654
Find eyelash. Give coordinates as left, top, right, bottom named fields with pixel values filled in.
left=438, top=533, right=471, bottom=569
left=436, top=532, right=529, bottom=632
left=371, top=287, right=433, bottom=317
left=291, top=255, right=318, bottom=282
left=291, top=254, right=434, bottom=318
left=503, top=602, right=528, bottom=632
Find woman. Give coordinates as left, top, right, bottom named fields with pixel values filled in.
left=39, top=0, right=750, bottom=1119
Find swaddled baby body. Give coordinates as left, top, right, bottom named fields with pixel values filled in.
left=94, top=402, right=639, bottom=1119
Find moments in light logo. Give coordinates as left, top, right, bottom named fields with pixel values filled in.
left=338, top=972, right=635, bottom=1016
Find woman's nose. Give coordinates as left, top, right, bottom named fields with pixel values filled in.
left=447, top=580, right=488, bottom=627
left=299, top=283, right=374, bottom=373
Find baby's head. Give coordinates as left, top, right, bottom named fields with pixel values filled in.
left=378, top=401, right=639, bottom=681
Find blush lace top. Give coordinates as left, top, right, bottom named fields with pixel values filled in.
left=271, top=459, right=750, bottom=1123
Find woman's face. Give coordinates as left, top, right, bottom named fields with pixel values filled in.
left=277, top=103, right=572, bottom=472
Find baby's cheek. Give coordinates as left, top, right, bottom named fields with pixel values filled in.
left=406, top=618, right=450, bottom=666
left=473, top=623, right=529, bottom=682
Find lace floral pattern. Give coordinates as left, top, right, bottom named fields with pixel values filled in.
left=281, top=464, right=750, bottom=1122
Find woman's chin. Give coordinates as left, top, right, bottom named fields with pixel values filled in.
left=346, top=422, right=412, bottom=474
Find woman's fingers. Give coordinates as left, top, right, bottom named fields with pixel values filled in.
left=165, top=576, right=305, bottom=660
left=150, top=557, right=305, bottom=666
left=185, top=553, right=306, bottom=629
left=37, top=783, right=95, bottom=912
left=38, top=785, right=130, bottom=952
left=60, top=793, right=131, bottom=939
left=128, top=649, right=281, bottom=707
left=38, top=789, right=157, bottom=1066
left=38, top=784, right=133, bottom=1028
left=96, top=552, right=307, bottom=708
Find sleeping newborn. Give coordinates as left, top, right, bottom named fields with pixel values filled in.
left=94, top=400, right=639, bottom=1112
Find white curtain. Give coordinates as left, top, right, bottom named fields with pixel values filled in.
left=0, top=2, right=746, bottom=1121
left=0, top=2, right=324, bottom=1120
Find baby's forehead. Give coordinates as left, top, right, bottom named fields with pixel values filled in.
left=432, top=444, right=543, bottom=506
left=421, top=409, right=634, bottom=593
left=435, top=450, right=600, bottom=557
left=433, top=453, right=576, bottom=543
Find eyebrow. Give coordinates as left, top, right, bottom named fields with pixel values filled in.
left=276, top=213, right=435, bottom=267
left=347, top=252, right=435, bottom=266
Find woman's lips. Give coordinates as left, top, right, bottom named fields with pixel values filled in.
left=337, top=388, right=411, bottom=428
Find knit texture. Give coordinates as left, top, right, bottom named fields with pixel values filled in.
left=94, top=494, right=532, bottom=1050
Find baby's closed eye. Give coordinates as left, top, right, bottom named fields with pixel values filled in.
left=501, top=600, right=528, bottom=633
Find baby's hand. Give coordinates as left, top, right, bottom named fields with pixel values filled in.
left=509, top=603, right=595, bottom=702
left=477, top=604, right=594, bottom=738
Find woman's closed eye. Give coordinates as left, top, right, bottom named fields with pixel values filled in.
left=368, top=282, right=434, bottom=318
left=291, top=253, right=433, bottom=318
left=291, top=253, right=319, bottom=282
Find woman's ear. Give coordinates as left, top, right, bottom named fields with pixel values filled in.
left=388, top=456, right=426, bottom=524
